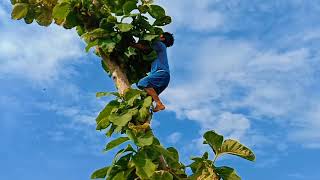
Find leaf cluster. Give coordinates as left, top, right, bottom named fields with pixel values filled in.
left=11, top=0, right=172, bottom=84
left=93, top=89, right=255, bottom=180
left=93, top=89, right=187, bottom=179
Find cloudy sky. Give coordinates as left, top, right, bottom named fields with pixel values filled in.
left=1, top=0, right=320, bottom=179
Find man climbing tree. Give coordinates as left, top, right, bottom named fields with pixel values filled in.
left=10, top=0, right=255, bottom=179
left=131, top=32, right=174, bottom=112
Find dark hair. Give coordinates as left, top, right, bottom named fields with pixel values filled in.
left=162, top=32, right=174, bottom=47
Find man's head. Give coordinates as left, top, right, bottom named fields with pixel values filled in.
left=160, top=32, right=174, bottom=47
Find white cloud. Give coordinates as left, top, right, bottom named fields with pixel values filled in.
left=157, top=0, right=224, bottom=32
left=167, top=132, right=182, bottom=144
left=0, top=25, right=84, bottom=82
left=162, top=35, right=320, bottom=150
left=0, top=3, right=85, bottom=83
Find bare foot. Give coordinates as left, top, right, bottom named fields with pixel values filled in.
left=153, top=102, right=165, bottom=112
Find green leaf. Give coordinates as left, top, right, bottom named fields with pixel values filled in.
left=124, top=89, right=142, bottom=100
left=85, top=40, right=98, bottom=52
left=132, top=152, right=157, bottom=179
left=109, top=108, right=138, bottom=127
left=106, top=125, right=116, bottom=137
left=143, top=34, right=159, bottom=41
left=101, top=60, right=110, bottom=75
left=153, top=16, right=172, bottom=26
left=52, top=2, right=70, bottom=22
left=76, top=26, right=85, bottom=36
left=142, top=96, right=153, bottom=108
left=138, top=5, right=149, bottom=13
left=100, top=39, right=116, bottom=53
left=136, top=130, right=154, bottom=147
left=107, top=145, right=135, bottom=178
left=96, top=92, right=120, bottom=98
left=23, top=6, right=36, bottom=24
left=215, top=166, right=241, bottom=180
left=99, top=18, right=115, bottom=29
left=150, top=171, right=173, bottom=180
left=167, top=147, right=179, bottom=161
left=112, top=171, right=130, bottom=180
left=11, top=3, right=29, bottom=20
left=91, top=166, right=109, bottom=179
left=148, top=5, right=165, bottom=19
left=105, top=137, right=130, bottom=151
left=107, top=15, right=118, bottom=24
left=62, top=11, right=78, bottom=29
left=203, top=131, right=223, bottom=155
left=124, top=89, right=142, bottom=106
left=96, top=100, right=120, bottom=130
left=36, top=8, right=53, bottom=26
left=125, top=47, right=137, bottom=58
left=123, top=1, right=137, bottom=15
left=152, top=145, right=176, bottom=162
left=220, top=139, right=256, bottom=161
left=138, top=96, right=153, bottom=121
left=82, top=28, right=110, bottom=42
left=117, top=23, right=134, bottom=32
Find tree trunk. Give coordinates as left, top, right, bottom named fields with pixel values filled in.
left=97, top=48, right=131, bottom=95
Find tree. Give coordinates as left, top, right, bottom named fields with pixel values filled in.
left=11, top=0, right=256, bottom=179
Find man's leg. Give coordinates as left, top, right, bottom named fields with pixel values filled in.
left=144, top=88, right=165, bottom=112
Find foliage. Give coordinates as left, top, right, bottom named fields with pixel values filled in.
left=91, top=88, right=255, bottom=180
left=11, top=0, right=171, bottom=84
left=11, top=1, right=256, bottom=179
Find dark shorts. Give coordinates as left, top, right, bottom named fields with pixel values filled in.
left=137, top=70, right=170, bottom=95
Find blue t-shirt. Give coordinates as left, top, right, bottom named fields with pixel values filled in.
left=151, top=41, right=170, bottom=73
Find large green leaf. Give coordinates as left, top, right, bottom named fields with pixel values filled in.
left=85, top=40, right=98, bottom=52
left=109, top=108, right=138, bottom=127
left=52, top=2, right=70, bottom=22
left=215, top=166, right=241, bottom=180
left=36, top=7, right=53, bottom=26
left=142, top=96, right=153, bottom=108
left=123, top=1, right=137, bottom=15
left=153, top=16, right=172, bottom=26
left=11, top=3, right=29, bottom=20
left=124, top=89, right=142, bottom=106
left=143, top=34, right=159, bottom=41
left=23, top=6, right=36, bottom=24
left=150, top=171, right=173, bottom=180
left=96, top=92, right=120, bottom=98
left=100, top=39, right=116, bottom=53
left=106, top=145, right=135, bottom=179
left=91, top=166, right=109, bottom=179
left=138, top=5, right=149, bottom=13
left=96, top=100, right=120, bottom=130
left=148, top=5, right=165, bottom=19
left=105, top=137, right=130, bottom=151
left=136, top=130, right=154, bottom=147
left=203, top=131, right=223, bottom=155
left=220, top=139, right=255, bottom=161
left=132, top=152, right=157, bottom=179
left=117, top=23, right=134, bottom=32
left=62, top=11, right=79, bottom=29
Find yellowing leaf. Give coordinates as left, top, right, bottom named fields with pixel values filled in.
left=11, top=3, right=29, bottom=20
left=220, top=139, right=255, bottom=161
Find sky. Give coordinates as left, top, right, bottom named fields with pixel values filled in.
left=1, top=0, right=320, bottom=179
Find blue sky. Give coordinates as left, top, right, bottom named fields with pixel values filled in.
left=1, top=0, right=320, bottom=179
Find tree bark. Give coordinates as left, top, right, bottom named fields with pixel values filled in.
left=97, top=48, right=131, bottom=95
